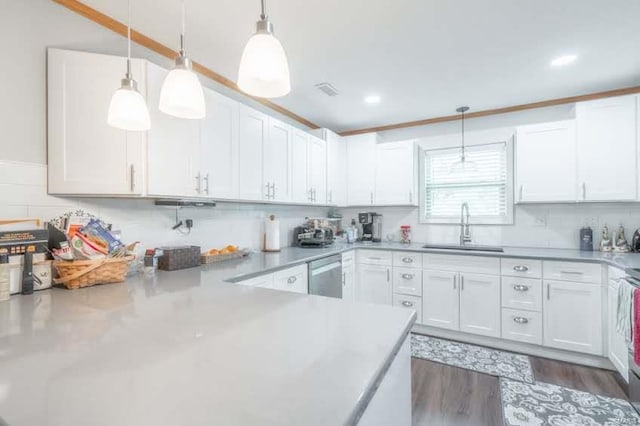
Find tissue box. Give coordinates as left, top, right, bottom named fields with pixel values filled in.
left=158, top=246, right=200, bottom=271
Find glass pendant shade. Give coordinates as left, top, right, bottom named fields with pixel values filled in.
left=450, top=156, right=478, bottom=174
left=108, top=79, right=151, bottom=131
left=238, top=31, right=291, bottom=98
left=159, top=59, right=206, bottom=119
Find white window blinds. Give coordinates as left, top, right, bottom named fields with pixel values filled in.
left=423, top=142, right=509, bottom=222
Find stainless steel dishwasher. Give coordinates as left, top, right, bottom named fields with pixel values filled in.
left=308, top=255, right=343, bottom=299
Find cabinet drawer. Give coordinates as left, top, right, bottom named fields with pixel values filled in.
left=393, top=294, right=422, bottom=323
left=501, top=308, right=542, bottom=345
left=543, top=261, right=601, bottom=284
left=501, top=258, right=542, bottom=279
left=273, top=265, right=308, bottom=294
left=423, top=253, right=500, bottom=275
left=393, top=267, right=422, bottom=296
left=501, top=277, right=542, bottom=312
left=342, top=251, right=355, bottom=265
left=393, top=252, right=422, bottom=268
left=358, top=249, right=392, bottom=266
left=236, top=273, right=274, bottom=288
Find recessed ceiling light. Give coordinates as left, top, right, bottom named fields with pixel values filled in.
left=364, top=95, right=381, bottom=104
left=551, top=54, right=577, bottom=67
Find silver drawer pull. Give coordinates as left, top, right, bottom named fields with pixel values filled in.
left=401, top=301, right=413, bottom=307
left=402, top=257, right=414, bottom=263
left=513, top=317, right=529, bottom=324
left=513, top=284, right=529, bottom=292
left=287, top=276, right=297, bottom=284
left=401, top=273, right=414, bottom=280
left=367, top=257, right=381, bottom=260
left=560, top=271, right=583, bottom=275
left=513, top=265, right=529, bottom=272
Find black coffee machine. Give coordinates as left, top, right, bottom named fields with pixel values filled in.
left=359, top=212, right=383, bottom=242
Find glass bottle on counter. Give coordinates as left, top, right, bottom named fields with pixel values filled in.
left=0, top=254, right=10, bottom=301
left=346, top=219, right=358, bottom=244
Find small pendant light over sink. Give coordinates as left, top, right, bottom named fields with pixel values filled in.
left=107, top=0, right=151, bottom=131
left=237, top=0, right=291, bottom=98
left=450, top=106, right=477, bottom=174
left=159, top=0, right=206, bottom=119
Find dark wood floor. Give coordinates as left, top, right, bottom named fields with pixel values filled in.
left=411, top=355, right=628, bottom=426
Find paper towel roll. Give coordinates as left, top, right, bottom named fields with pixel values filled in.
left=264, top=215, right=280, bottom=252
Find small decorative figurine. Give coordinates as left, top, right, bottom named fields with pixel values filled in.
left=600, top=224, right=613, bottom=252
left=614, top=224, right=630, bottom=253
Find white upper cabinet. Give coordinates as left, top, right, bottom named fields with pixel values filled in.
left=576, top=96, right=637, bottom=201
left=345, top=134, right=377, bottom=205
left=291, top=130, right=310, bottom=203
left=516, top=120, right=577, bottom=203
left=323, top=129, right=347, bottom=206
left=264, top=118, right=292, bottom=202
left=308, top=136, right=327, bottom=204
left=146, top=62, right=201, bottom=197
left=200, top=88, right=239, bottom=199
left=238, top=105, right=268, bottom=201
left=375, top=140, right=416, bottom=205
left=48, top=49, right=145, bottom=195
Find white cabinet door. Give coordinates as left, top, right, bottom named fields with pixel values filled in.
left=264, top=118, right=292, bottom=202
left=375, top=141, right=416, bottom=205
left=238, top=106, right=267, bottom=201
left=342, top=253, right=355, bottom=303
left=543, top=280, right=603, bottom=355
left=516, top=120, right=577, bottom=203
left=308, top=136, right=327, bottom=204
left=47, top=49, right=144, bottom=195
left=608, top=280, right=629, bottom=380
left=576, top=96, right=637, bottom=201
left=346, top=134, right=377, bottom=206
left=356, top=264, right=392, bottom=305
left=147, top=61, right=201, bottom=197
left=200, top=88, right=239, bottom=199
left=273, top=265, right=308, bottom=294
left=326, top=130, right=347, bottom=206
left=291, top=130, right=310, bottom=203
left=459, top=273, right=501, bottom=338
left=422, top=270, right=459, bottom=330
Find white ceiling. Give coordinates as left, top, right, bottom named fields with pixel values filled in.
left=81, top=0, right=640, bottom=133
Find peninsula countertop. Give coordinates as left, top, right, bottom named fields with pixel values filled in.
left=0, top=268, right=415, bottom=426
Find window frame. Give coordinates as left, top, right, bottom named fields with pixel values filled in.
left=418, top=139, right=514, bottom=225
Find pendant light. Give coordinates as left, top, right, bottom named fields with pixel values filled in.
left=237, top=0, right=291, bottom=98
left=450, top=106, right=477, bottom=174
left=159, top=0, right=206, bottom=119
left=107, top=0, right=151, bottom=131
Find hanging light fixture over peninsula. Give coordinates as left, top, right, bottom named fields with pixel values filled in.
left=450, top=106, right=477, bottom=174
left=107, top=0, right=151, bottom=131
left=237, top=0, right=291, bottom=98
left=159, top=0, right=206, bottom=119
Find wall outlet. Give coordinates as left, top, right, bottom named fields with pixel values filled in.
left=533, top=215, right=547, bottom=227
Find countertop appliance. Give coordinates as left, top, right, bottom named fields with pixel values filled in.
left=293, top=219, right=335, bottom=248
left=308, top=255, right=342, bottom=299
left=359, top=212, right=382, bottom=243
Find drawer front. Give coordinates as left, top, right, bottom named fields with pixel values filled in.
left=501, top=308, right=542, bottom=345
left=393, top=294, right=422, bottom=323
left=274, top=265, right=308, bottom=294
left=237, top=273, right=274, bottom=288
left=423, top=253, right=500, bottom=275
left=501, top=277, right=543, bottom=312
left=543, top=261, right=602, bottom=284
left=393, top=252, right=422, bottom=268
left=342, top=251, right=355, bottom=265
left=393, top=267, right=422, bottom=296
left=358, top=249, right=393, bottom=266
left=501, top=258, right=542, bottom=278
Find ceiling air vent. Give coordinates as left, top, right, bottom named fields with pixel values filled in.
left=315, top=82, right=339, bottom=97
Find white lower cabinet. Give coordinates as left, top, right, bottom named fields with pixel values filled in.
left=273, top=265, right=308, bottom=294
left=501, top=308, right=543, bottom=345
left=356, top=264, right=392, bottom=305
left=608, top=277, right=629, bottom=380
left=422, top=270, right=459, bottom=330
left=459, top=273, right=501, bottom=338
left=393, top=294, right=422, bottom=323
left=342, top=252, right=355, bottom=302
left=543, top=280, right=603, bottom=355
left=236, top=274, right=274, bottom=289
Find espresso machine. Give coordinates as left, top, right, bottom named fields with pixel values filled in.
left=359, top=212, right=383, bottom=243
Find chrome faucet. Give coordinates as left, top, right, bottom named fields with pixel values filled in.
left=460, top=202, right=472, bottom=246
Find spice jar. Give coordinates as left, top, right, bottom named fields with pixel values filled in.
left=400, top=225, right=411, bottom=244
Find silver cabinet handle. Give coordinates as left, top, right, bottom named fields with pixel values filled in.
left=271, top=183, right=276, bottom=199
left=308, top=188, right=313, bottom=202
left=560, top=270, right=583, bottom=275
left=401, top=273, right=414, bottom=280
left=328, top=190, right=333, bottom=203
left=195, top=172, right=202, bottom=194
left=461, top=275, right=465, bottom=291
left=409, top=191, right=413, bottom=204
left=367, top=257, right=381, bottom=260
left=453, top=274, right=457, bottom=290
left=401, top=300, right=413, bottom=308
left=266, top=183, right=272, bottom=199
left=402, top=257, right=414, bottom=264
left=519, top=184, right=523, bottom=201
left=370, top=192, right=374, bottom=205
left=203, top=173, right=210, bottom=195
left=547, top=283, right=550, bottom=300
left=513, top=317, right=529, bottom=324
left=287, top=276, right=297, bottom=284
left=130, top=164, right=136, bottom=192
left=342, top=272, right=346, bottom=287
left=386, top=268, right=390, bottom=282
left=582, top=182, right=586, bottom=200
left=513, top=284, right=529, bottom=292
left=513, top=265, right=529, bottom=272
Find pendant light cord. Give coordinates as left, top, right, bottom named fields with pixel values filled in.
left=180, top=0, right=186, bottom=55
left=461, top=108, right=465, bottom=161
left=260, top=0, right=267, bottom=20
left=126, top=0, right=132, bottom=78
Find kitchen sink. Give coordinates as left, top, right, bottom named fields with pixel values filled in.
left=421, top=244, right=504, bottom=253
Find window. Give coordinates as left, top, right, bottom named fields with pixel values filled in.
left=420, top=141, right=513, bottom=224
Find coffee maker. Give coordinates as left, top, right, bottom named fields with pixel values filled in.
left=359, top=212, right=383, bottom=243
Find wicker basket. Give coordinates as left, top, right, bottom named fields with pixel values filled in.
left=53, top=255, right=135, bottom=289
left=201, top=249, right=250, bottom=264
